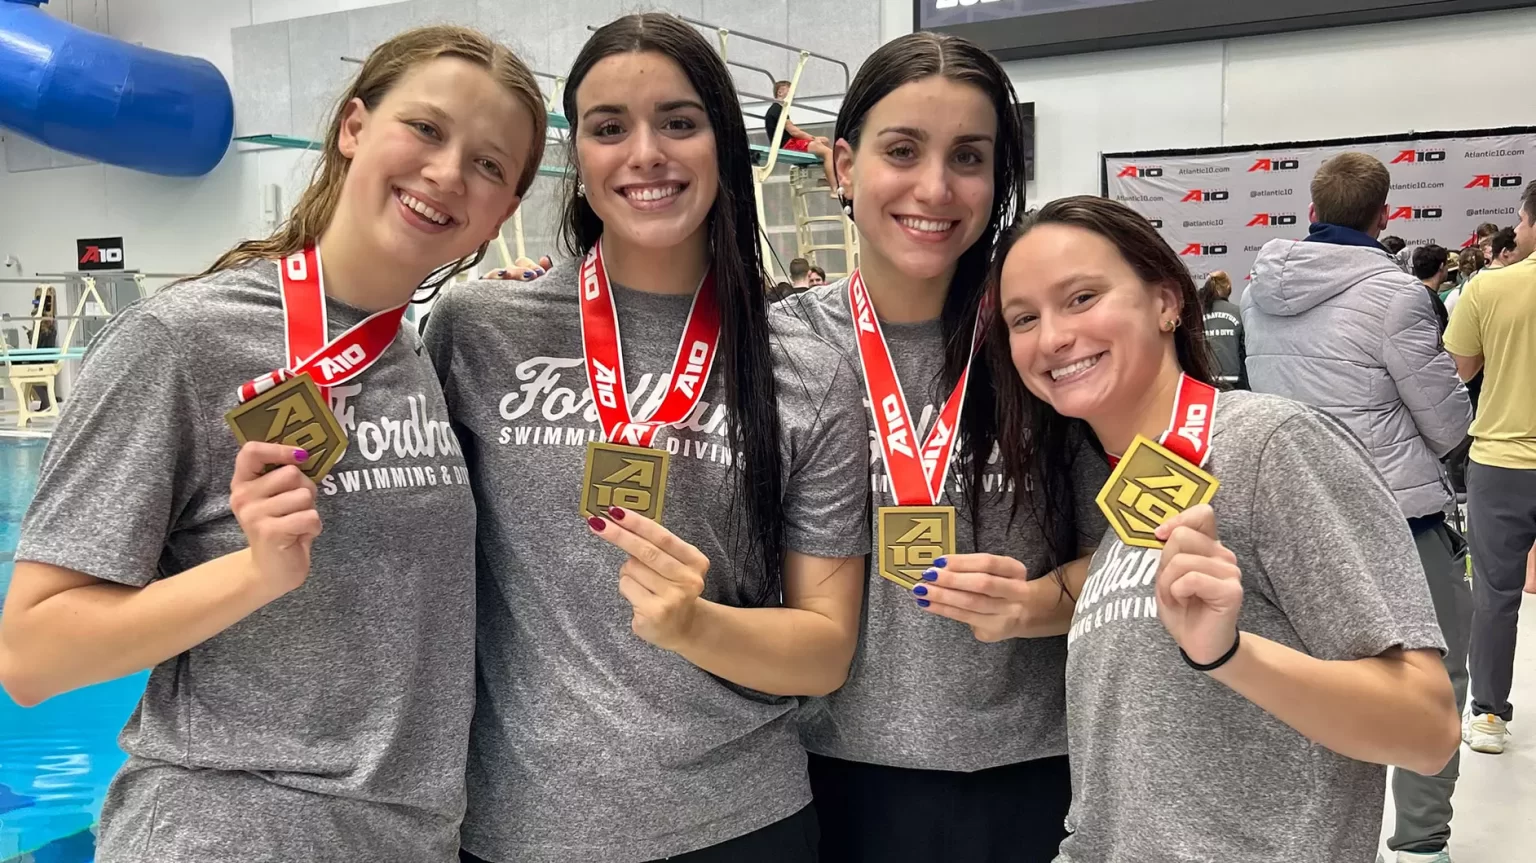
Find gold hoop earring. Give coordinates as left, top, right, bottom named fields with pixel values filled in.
left=1162, top=319, right=1179, bottom=332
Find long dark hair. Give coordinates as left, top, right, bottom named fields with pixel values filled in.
left=986, top=196, right=1215, bottom=578
left=559, top=14, right=784, bottom=606
left=834, top=32, right=1026, bottom=546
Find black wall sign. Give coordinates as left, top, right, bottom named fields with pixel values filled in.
left=77, top=237, right=126, bottom=271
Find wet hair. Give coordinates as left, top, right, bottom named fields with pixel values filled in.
left=202, top=26, right=546, bottom=292
left=1196, top=271, right=1232, bottom=309
left=984, top=196, right=1215, bottom=581
left=559, top=13, right=785, bottom=607
left=1492, top=226, right=1518, bottom=259
left=1311, top=152, right=1390, bottom=233
left=1411, top=244, right=1450, bottom=281
left=834, top=31, right=1026, bottom=551
left=1381, top=235, right=1407, bottom=255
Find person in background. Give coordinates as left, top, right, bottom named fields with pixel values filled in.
left=0, top=26, right=547, bottom=863
left=1383, top=235, right=1409, bottom=271
left=1197, top=271, right=1246, bottom=389
left=765, top=80, right=838, bottom=194
left=1444, top=180, right=1536, bottom=760
left=1475, top=222, right=1500, bottom=263
left=1444, top=247, right=1483, bottom=314
left=808, top=265, right=827, bottom=287
left=788, top=257, right=812, bottom=291
left=1487, top=227, right=1520, bottom=270
left=1241, top=151, right=1472, bottom=863
left=1411, top=244, right=1452, bottom=334
left=992, top=195, right=1458, bottom=863
left=771, top=280, right=795, bottom=301
left=22, top=287, right=57, bottom=410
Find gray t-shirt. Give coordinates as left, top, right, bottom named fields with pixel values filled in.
left=1057, top=391, right=1446, bottom=863
left=16, top=261, right=477, bottom=863
left=778, top=282, right=1108, bottom=772
left=423, top=262, right=869, bottom=863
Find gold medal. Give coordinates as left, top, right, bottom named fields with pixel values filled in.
left=581, top=441, right=670, bottom=522
left=1097, top=435, right=1219, bottom=549
left=877, top=505, right=956, bottom=589
left=225, top=372, right=348, bottom=482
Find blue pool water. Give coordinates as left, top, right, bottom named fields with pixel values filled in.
left=1, top=438, right=147, bottom=863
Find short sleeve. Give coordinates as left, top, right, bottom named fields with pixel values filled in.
left=1248, top=409, right=1446, bottom=660
left=421, top=287, right=461, bottom=407
left=16, top=308, right=208, bottom=587
left=779, top=351, right=871, bottom=559
left=1443, top=278, right=1483, bottom=358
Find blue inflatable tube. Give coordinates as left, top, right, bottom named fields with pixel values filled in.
left=0, top=0, right=234, bottom=177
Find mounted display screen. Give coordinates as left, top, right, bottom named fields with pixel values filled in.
left=916, top=0, right=1536, bottom=61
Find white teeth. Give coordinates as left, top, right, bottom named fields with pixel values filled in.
left=897, top=216, right=958, bottom=233
left=625, top=185, right=682, bottom=202
left=398, top=191, right=450, bottom=226
left=1050, top=354, right=1101, bottom=381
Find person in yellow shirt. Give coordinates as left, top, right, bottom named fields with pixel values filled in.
left=1444, top=180, right=1536, bottom=756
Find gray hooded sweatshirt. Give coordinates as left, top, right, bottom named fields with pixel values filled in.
left=1240, top=237, right=1472, bottom=521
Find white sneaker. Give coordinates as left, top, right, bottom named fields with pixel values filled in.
left=1464, top=712, right=1509, bottom=754
left=1396, top=850, right=1452, bottom=863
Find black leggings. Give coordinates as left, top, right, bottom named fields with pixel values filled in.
left=460, top=804, right=819, bottom=862
left=808, top=753, right=1071, bottom=863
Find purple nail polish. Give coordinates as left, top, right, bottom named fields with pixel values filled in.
left=587, top=517, right=606, bottom=532
left=294, top=449, right=309, bottom=463
left=523, top=270, right=537, bottom=279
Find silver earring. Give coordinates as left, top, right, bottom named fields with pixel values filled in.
left=576, top=180, right=586, bottom=197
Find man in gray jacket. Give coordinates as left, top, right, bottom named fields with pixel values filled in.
left=1240, top=152, right=1473, bottom=863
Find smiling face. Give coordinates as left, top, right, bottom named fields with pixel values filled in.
left=572, top=51, right=719, bottom=257
left=999, top=223, right=1182, bottom=426
left=336, top=55, right=534, bottom=278
left=835, top=76, right=996, bottom=284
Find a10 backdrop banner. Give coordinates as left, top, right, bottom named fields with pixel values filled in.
left=1102, top=127, right=1536, bottom=291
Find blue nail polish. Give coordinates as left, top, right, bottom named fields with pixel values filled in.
left=933, top=556, right=947, bottom=568
left=535, top=268, right=546, bottom=276
left=922, top=568, right=939, bottom=582
left=523, top=270, right=536, bottom=279
left=913, top=585, right=928, bottom=596
left=916, top=598, right=931, bottom=608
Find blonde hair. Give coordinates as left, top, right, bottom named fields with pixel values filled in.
left=204, top=25, right=547, bottom=280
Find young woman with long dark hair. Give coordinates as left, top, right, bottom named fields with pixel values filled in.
left=991, top=196, right=1460, bottom=861
left=777, top=32, right=1104, bottom=862
left=0, top=27, right=545, bottom=862
left=424, top=13, right=868, bottom=863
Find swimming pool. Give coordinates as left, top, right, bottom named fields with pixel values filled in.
left=1, top=437, right=146, bottom=863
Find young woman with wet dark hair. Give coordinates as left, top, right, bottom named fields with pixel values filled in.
left=991, top=195, right=1460, bottom=861
left=778, top=32, right=1104, bottom=862
left=426, top=13, right=868, bottom=863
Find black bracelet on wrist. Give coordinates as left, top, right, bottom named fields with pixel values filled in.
left=1181, top=630, right=1241, bottom=673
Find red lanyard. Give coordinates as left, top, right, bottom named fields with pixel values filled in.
left=579, top=239, right=722, bottom=447
left=1107, top=373, right=1218, bottom=468
left=238, top=246, right=408, bottom=403
left=847, top=270, right=982, bottom=506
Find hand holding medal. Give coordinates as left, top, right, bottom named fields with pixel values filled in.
left=229, top=441, right=323, bottom=595
left=1153, top=504, right=1244, bottom=669
left=589, top=506, right=710, bottom=651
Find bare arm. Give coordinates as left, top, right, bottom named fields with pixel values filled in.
left=781, top=118, right=815, bottom=142
left=0, top=554, right=285, bottom=706
left=595, top=509, right=864, bottom=696
left=674, top=550, right=864, bottom=696
left=1210, top=638, right=1458, bottom=776
left=0, top=442, right=320, bottom=706
left=1450, top=351, right=1484, bottom=382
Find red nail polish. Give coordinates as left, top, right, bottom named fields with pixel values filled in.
left=608, top=507, right=626, bottom=521
left=294, top=449, right=309, bottom=463
left=587, top=517, right=606, bottom=532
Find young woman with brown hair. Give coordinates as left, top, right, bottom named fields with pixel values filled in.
left=0, top=26, right=545, bottom=862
